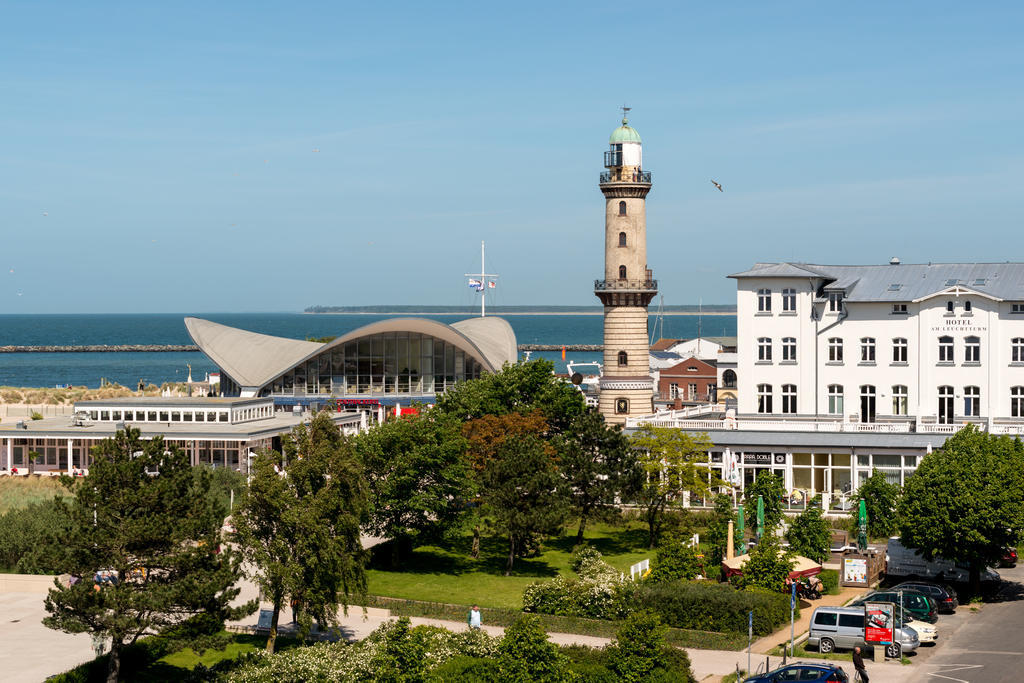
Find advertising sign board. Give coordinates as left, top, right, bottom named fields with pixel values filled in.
left=843, top=557, right=868, bottom=584
left=863, top=602, right=894, bottom=645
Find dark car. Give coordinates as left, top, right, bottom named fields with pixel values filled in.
left=894, top=581, right=958, bottom=613
left=851, top=589, right=938, bottom=624
left=1001, top=548, right=1018, bottom=568
left=744, top=661, right=849, bottom=682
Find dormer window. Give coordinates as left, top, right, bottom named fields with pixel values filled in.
left=828, top=291, right=844, bottom=312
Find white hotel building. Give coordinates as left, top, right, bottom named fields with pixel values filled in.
left=629, top=261, right=1024, bottom=504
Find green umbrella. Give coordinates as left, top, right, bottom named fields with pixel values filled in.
left=756, top=495, right=765, bottom=540
left=857, top=498, right=868, bottom=551
left=736, top=504, right=745, bottom=555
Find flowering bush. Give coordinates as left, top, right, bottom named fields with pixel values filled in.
left=522, top=548, right=634, bottom=620
left=227, top=618, right=500, bottom=682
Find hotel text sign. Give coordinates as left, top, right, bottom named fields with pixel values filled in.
left=930, top=324, right=987, bottom=333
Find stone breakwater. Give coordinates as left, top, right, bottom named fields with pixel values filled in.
left=0, top=344, right=603, bottom=353
left=0, top=345, right=200, bottom=353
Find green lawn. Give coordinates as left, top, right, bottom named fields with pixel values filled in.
left=366, top=521, right=654, bottom=609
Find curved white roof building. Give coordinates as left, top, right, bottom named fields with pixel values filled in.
left=185, top=316, right=517, bottom=399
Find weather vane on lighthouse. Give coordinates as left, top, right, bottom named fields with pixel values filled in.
left=465, top=241, right=498, bottom=318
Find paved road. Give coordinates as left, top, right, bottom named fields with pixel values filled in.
left=906, top=563, right=1024, bottom=683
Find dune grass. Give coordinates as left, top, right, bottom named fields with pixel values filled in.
left=0, top=476, right=69, bottom=514
left=366, top=521, right=653, bottom=610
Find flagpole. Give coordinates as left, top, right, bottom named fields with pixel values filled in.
left=481, top=241, right=486, bottom=318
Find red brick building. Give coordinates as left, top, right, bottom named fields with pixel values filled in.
left=657, top=357, right=718, bottom=403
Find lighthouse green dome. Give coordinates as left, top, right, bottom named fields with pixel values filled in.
left=609, top=116, right=642, bottom=144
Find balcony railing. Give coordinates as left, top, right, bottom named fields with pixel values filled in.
left=594, top=278, right=658, bottom=292
left=599, top=170, right=652, bottom=184
left=623, top=414, right=987, bottom=433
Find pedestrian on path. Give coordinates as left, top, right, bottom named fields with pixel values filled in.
left=468, top=605, right=482, bottom=630
left=852, top=646, right=869, bottom=682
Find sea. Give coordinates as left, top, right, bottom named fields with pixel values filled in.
left=0, top=313, right=737, bottom=388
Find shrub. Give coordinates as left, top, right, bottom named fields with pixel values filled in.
left=852, top=469, right=901, bottom=539
left=426, top=655, right=501, bottom=682
left=570, top=544, right=604, bottom=574
left=786, top=507, right=832, bottom=564
left=30, top=411, right=44, bottom=420
left=739, top=533, right=793, bottom=592
left=497, top=615, right=570, bottom=682
left=0, top=497, right=72, bottom=573
left=635, top=581, right=791, bottom=635
left=607, top=611, right=668, bottom=682
left=649, top=538, right=702, bottom=583
left=819, top=569, right=840, bottom=595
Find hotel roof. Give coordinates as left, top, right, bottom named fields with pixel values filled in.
left=730, top=262, right=1024, bottom=303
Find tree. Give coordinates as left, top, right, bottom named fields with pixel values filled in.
left=463, top=411, right=549, bottom=558
left=739, top=532, right=793, bottom=592
left=556, top=408, right=643, bottom=545
left=42, top=428, right=253, bottom=682
left=482, top=434, right=569, bottom=574
left=497, top=615, right=569, bottom=682
left=850, top=469, right=901, bottom=539
left=703, top=494, right=735, bottom=569
left=898, top=426, right=1024, bottom=595
left=234, top=411, right=369, bottom=652
left=743, top=471, right=785, bottom=532
left=354, top=410, right=470, bottom=560
left=629, top=426, right=717, bottom=548
left=607, top=611, right=669, bottom=683
left=435, top=359, right=585, bottom=434
left=786, top=507, right=832, bottom=564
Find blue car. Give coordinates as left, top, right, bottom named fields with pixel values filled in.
left=744, top=661, right=849, bottom=682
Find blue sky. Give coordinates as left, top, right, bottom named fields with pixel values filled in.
left=2, top=1, right=1022, bottom=313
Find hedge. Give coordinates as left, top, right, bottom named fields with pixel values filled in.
left=819, top=569, right=840, bottom=595
left=359, top=595, right=748, bottom=651
left=634, top=581, right=793, bottom=636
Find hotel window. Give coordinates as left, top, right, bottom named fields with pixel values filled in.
left=964, top=386, right=980, bottom=417
left=148, top=411, right=157, bottom=421
left=757, top=337, right=772, bottom=362
left=757, top=384, right=773, bottom=414
left=1012, top=387, right=1024, bottom=417
left=938, top=385, right=954, bottom=424
left=892, top=337, right=908, bottom=363
left=617, top=350, right=628, bottom=366
left=828, top=291, right=844, bottom=312
left=1013, top=338, right=1024, bottom=363
left=946, top=301, right=954, bottom=314
left=101, top=411, right=109, bottom=421
left=688, top=383, right=698, bottom=400
left=964, top=300, right=973, bottom=313
left=757, top=288, right=772, bottom=312
left=722, top=369, right=737, bottom=388
left=892, top=385, right=908, bottom=415
left=618, top=231, right=627, bottom=247
left=828, top=384, right=844, bottom=415
left=1013, top=304, right=1024, bottom=314
left=618, top=265, right=627, bottom=279
left=782, top=288, right=796, bottom=312
left=938, top=336, right=954, bottom=363
left=828, top=337, right=843, bottom=362
left=892, top=303, right=908, bottom=315
left=782, top=337, right=796, bottom=361
left=781, top=384, right=797, bottom=414
left=860, top=337, right=876, bottom=363
left=964, top=336, right=980, bottom=363
left=618, top=201, right=627, bottom=216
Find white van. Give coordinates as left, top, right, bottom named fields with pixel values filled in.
left=886, top=538, right=1000, bottom=583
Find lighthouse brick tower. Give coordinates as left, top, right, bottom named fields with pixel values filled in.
left=595, top=110, right=657, bottom=424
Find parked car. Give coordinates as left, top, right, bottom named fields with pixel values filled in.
left=851, top=589, right=938, bottom=624
left=1001, top=548, right=1018, bottom=568
left=808, top=606, right=919, bottom=658
left=743, top=661, right=849, bottom=682
left=896, top=614, right=937, bottom=644
left=893, top=581, right=958, bottom=613
left=886, top=537, right=1001, bottom=583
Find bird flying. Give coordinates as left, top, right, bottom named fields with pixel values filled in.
left=711, top=180, right=723, bottom=192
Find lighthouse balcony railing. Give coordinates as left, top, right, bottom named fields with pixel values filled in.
left=594, top=278, right=658, bottom=292
left=599, top=170, right=652, bottom=184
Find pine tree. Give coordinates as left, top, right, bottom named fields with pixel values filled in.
left=43, top=428, right=253, bottom=682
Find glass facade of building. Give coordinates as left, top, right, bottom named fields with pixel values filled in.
left=261, top=332, right=484, bottom=397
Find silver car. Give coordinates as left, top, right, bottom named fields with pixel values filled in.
left=808, top=606, right=919, bottom=658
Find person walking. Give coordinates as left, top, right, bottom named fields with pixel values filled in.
left=852, top=646, right=869, bottom=682
left=467, top=604, right=482, bottom=630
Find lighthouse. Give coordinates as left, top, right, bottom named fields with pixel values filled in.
left=595, top=109, right=657, bottom=423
